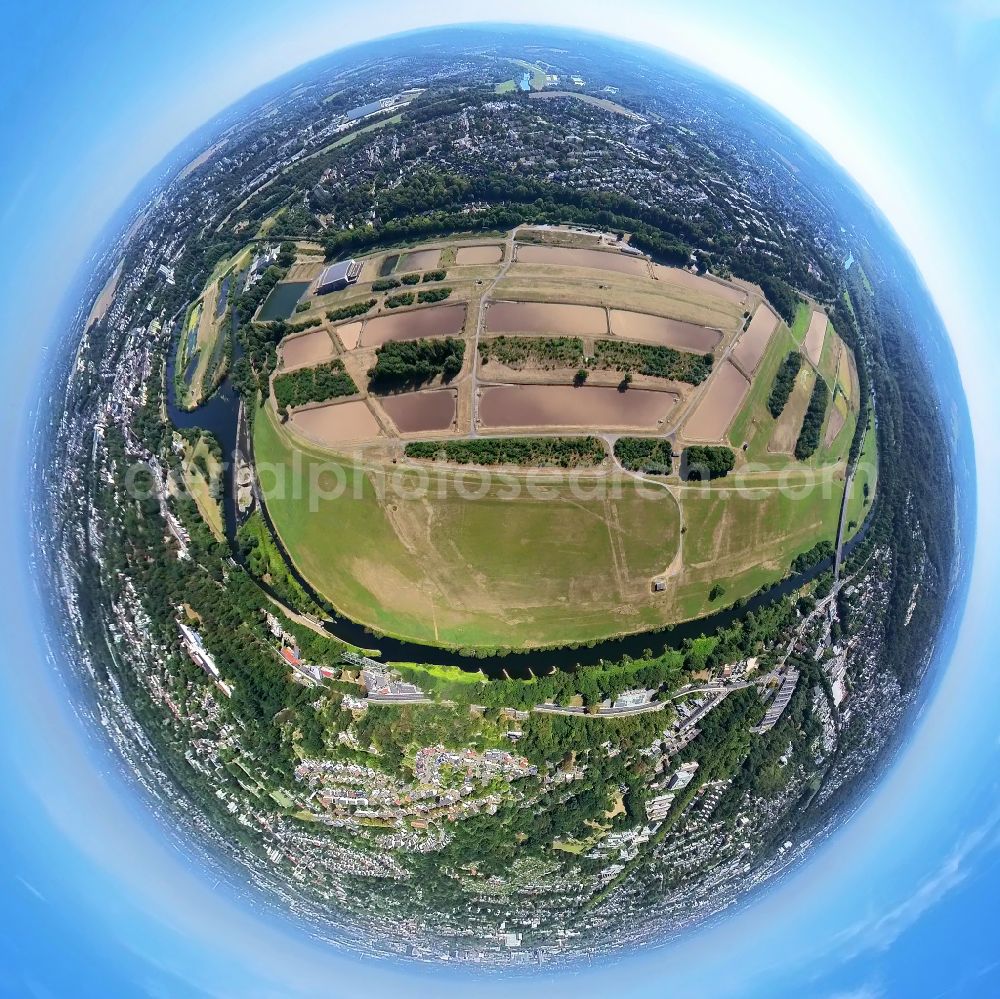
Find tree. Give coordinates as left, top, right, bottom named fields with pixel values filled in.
left=684, top=446, right=735, bottom=481
left=574, top=368, right=589, bottom=386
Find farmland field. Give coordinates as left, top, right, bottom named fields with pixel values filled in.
left=280, top=329, right=335, bottom=370
left=380, top=390, right=457, bottom=433
left=732, top=305, right=779, bottom=375
left=289, top=400, right=382, bottom=446
left=398, top=248, right=441, bottom=271
left=456, top=245, right=504, bottom=265
left=803, top=310, right=828, bottom=365
left=487, top=301, right=608, bottom=337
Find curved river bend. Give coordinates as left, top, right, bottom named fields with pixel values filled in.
left=166, top=349, right=868, bottom=679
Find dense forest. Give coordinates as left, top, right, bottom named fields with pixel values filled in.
left=683, top=446, right=735, bottom=481
left=614, top=437, right=674, bottom=474
left=367, top=337, right=464, bottom=392
left=272, top=359, right=358, bottom=414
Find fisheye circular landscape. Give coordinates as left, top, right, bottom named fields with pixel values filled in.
left=36, top=25, right=965, bottom=966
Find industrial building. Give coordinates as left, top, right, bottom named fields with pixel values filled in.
left=316, top=259, right=362, bottom=294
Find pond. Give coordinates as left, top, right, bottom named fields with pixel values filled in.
left=258, top=281, right=311, bottom=321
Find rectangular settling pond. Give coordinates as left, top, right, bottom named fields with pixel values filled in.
left=258, top=281, right=311, bottom=321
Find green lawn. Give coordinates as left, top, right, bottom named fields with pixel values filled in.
left=255, top=402, right=847, bottom=649
left=846, top=414, right=878, bottom=534
left=727, top=322, right=797, bottom=452
left=676, top=469, right=844, bottom=614
left=256, top=407, right=683, bottom=648
left=788, top=301, right=811, bottom=344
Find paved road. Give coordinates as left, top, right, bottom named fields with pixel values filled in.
left=834, top=452, right=859, bottom=583
left=469, top=230, right=517, bottom=436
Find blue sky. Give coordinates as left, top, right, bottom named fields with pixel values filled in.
left=1, top=2, right=999, bottom=997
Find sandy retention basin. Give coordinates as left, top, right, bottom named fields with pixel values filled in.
left=456, top=245, right=503, bottom=265
left=487, top=301, right=608, bottom=337
left=683, top=360, right=751, bottom=442
left=288, top=261, right=325, bottom=283
left=838, top=343, right=857, bottom=404
left=360, top=304, right=466, bottom=347
left=651, top=264, right=749, bottom=307
left=479, top=383, right=678, bottom=430
left=515, top=243, right=650, bottom=276
left=291, top=400, right=382, bottom=446
left=380, top=390, right=457, bottom=433
left=333, top=321, right=364, bottom=350
left=824, top=396, right=848, bottom=447
left=732, top=304, right=779, bottom=375
left=280, top=329, right=334, bottom=370
left=804, top=310, right=828, bottom=366
left=398, top=248, right=442, bottom=271
left=609, top=309, right=721, bottom=353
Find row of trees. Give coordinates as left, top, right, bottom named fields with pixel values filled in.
left=367, top=337, right=464, bottom=392
left=417, top=287, right=452, bottom=304
left=404, top=436, right=606, bottom=468
left=326, top=298, right=375, bottom=322
left=479, top=335, right=584, bottom=369
left=767, top=351, right=803, bottom=418
left=375, top=270, right=448, bottom=288
left=592, top=340, right=713, bottom=385
left=794, top=377, right=829, bottom=460
left=791, top=539, right=834, bottom=573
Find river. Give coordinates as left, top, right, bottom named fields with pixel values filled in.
left=166, top=325, right=871, bottom=678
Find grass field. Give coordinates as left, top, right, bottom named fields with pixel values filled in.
left=681, top=472, right=844, bottom=581
left=256, top=405, right=848, bottom=649
left=846, top=414, right=878, bottom=534
left=728, top=322, right=797, bottom=455
left=788, top=301, right=812, bottom=344
left=182, top=435, right=224, bottom=540
left=257, top=407, right=683, bottom=648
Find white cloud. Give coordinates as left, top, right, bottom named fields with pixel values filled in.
left=831, top=807, right=1000, bottom=959
left=824, top=985, right=885, bottom=999
left=953, top=0, right=1000, bottom=19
